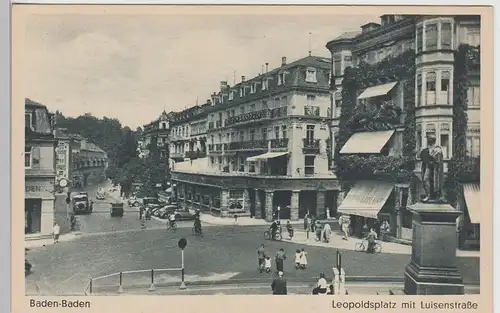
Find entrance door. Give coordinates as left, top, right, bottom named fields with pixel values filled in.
left=25, top=199, right=42, bottom=234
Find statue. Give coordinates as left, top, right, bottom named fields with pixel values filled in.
left=419, top=135, right=445, bottom=202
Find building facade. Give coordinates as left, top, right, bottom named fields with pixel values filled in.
left=170, top=55, right=340, bottom=221
left=72, top=139, right=108, bottom=189
left=142, top=111, right=171, bottom=160
left=25, top=98, right=56, bottom=237
left=326, top=15, right=481, bottom=245
left=54, top=128, right=82, bottom=189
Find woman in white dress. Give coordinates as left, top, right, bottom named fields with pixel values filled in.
left=299, top=248, right=308, bottom=269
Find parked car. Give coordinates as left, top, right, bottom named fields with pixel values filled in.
left=167, top=207, right=194, bottom=221
left=127, top=195, right=141, bottom=207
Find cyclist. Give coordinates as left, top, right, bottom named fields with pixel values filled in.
left=168, top=212, right=177, bottom=228
left=269, top=220, right=279, bottom=240
left=194, top=214, right=202, bottom=234
left=365, top=228, right=378, bottom=253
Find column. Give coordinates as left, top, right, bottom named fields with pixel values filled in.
left=290, top=190, right=300, bottom=221
left=243, top=189, right=251, bottom=214
left=316, top=190, right=326, bottom=219
left=404, top=202, right=464, bottom=295
left=264, top=190, right=274, bottom=222
left=254, top=189, right=262, bottom=219
left=221, top=189, right=230, bottom=211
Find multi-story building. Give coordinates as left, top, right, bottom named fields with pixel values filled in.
left=25, top=98, right=56, bottom=237
left=326, top=15, right=480, bottom=246
left=54, top=128, right=82, bottom=188
left=171, top=55, right=340, bottom=221
left=72, top=139, right=108, bottom=189
left=169, top=104, right=209, bottom=162
left=142, top=110, right=171, bottom=159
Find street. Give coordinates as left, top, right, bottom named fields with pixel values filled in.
left=25, top=224, right=480, bottom=296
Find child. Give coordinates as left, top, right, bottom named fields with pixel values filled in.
left=53, top=223, right=60, bottom=244
left=299, top=248, right=308, bottom=269
left=295, top=249, right=301, bottom=269
left=264, top=256, right=272, bottom=273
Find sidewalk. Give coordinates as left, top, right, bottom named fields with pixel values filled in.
left=197, top=212, right=333, bottom=227
left=25, top=231, right=83, bottom=249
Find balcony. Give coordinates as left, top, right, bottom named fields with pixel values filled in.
left=304, top=106, right=320, bottom=117
left=185, top=150, right=207, bottom=160
left=302, top=138, right=320, bottom=154
left=224, top=107, right=288, bottom=127
left=229, top=140, right=268, bottom=151
left=170, top=152, right=185, bottom=160
left=269, top=138, right=289, bottom=149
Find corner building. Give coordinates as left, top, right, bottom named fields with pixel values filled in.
left=326, top=15, right=480, bottom=245
left=171, top=56, right=340, bottom=221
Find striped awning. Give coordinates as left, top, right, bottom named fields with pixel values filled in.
left=338, top=180, right=394, bottom=219
left=463, top=183, right=480, bottom=224
left=340, top=130, right=395, bottom=154
left=358, top=82, right=398, bottom=100
left=246, top=151, right=289, bottom=162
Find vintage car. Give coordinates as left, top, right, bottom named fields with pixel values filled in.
left=72, top=194, right=91, bottom=214
left=110, top=202, right=124, bottom=217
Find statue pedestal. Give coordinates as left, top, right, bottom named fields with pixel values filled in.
left=404, top=201, right=465, bottom=295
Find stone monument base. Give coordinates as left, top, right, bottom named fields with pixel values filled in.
left=404, top=261, right=464, bottom=295
left=403, top=201, right=465, bottom=295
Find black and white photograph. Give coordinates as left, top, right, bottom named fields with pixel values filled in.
left=14, top=6, right=490, bottom=302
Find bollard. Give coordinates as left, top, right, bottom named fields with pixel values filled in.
left=179, top=268, right=187, bottom=290
left=148, top=269, right=156, bottom=291
left=332, top=267, right=346, bottom=295
left=117, top=272, right=124, bottom=293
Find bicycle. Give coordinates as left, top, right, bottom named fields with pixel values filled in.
left=355, top=240, right=382, bottom=253
left=167, top=221, right=178, bottom=231
left=192, top=226, right=203, bottom=237
left=263, top=230, right=282, bottom=241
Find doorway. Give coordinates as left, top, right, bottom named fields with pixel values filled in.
left=25, top=199, right=42, bottom=234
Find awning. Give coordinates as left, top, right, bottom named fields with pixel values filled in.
left=463, top=183, right=480, bottom=224
left=357, top=82, right=398, bottom=100
left=338, top=180, right=394, bottom=219
left=340, top=130, right=395, bottom=154
left=246, top=151, right=289, bottom=162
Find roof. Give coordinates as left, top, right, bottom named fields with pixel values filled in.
left=25, top=98, right=48, bottom=109
left=332, top=31, right=361, bottom=41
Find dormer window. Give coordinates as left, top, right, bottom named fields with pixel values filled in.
left=240, top=88, right=245, bottom=98
left=25, top=112, right=33, bottom=130
left=262, top=79, right=269, bottom=91
left=250, top=84, right=255, bottom=94
left=278, top=72, right=286, bottom=85
left=305, top=67, right=317, bottom=83
left=229, top=91, right=234, bottom=101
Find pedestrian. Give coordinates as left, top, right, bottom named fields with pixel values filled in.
left=322, top=222, right=332, bottom=243
left=310, top=214, right=316, bottom=232
left=294, top=249, right=301, bottom=269
left=381, top=219, right=390, bottom=241
left=303, top=213, right=309, bottom=231
left=264, top=256, right=272, bottom=273
left=299, top=248, right=308, bottom=269
left=275, top=248, right=286, bottom=273
left=312, top=273, right=329, bottom=295
left=271, top=271, right=287, bottom=295
left=341, top=216, right=350, bottom=241
left=326, top=207, right=331, bottom=220
left=233, top=214, right=238, bottom=226
left=69, top=212, right=76, bottom=232
left=53, top=223, right=60, bottom=244
left=315, top=223, right=322, bottom=241
left=139, top=206, right=144, bottom=220
left=257, top=244, right=266, bottom=273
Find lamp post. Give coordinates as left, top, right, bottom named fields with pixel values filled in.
left=178, top=238, right=187, bottom=290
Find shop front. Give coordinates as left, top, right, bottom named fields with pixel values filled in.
left=25, top=179, right=55, bottom=237
left=457, top=183, right=480, bottom=250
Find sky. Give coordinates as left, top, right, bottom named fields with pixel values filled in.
left=24, top=10, right=379, bottom=129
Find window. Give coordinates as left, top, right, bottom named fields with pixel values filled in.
left=239, top=156, right=245, bottom=172
left=425, top=23, right=438, bottom=51
left=239, top=131, right=244, bottom=142
left=274, top=126, right=280, bottom=139
left=334, top=56, right=342, bottom=76
left=25, top=112, right=33, bottom=130
left=249, top=162, right=256, bottom=173
left=262, top=100, right=268, bottom=109
left=441, top=22, right=452, bottom=49
left=25, top=146, right=32, bottom=168
left=306, top=125, right=315, bottom=142
left=261, top=128, right=267, bottom=141
left=466, top=28, right=480, bottom=47
left=468, top=86, right=480, bottom=107
left=240, top=106, right=245, bottom=115
left=417, top=26, right=423, bottom=52
left=250, top=84, right=255, bottom=94
left=262, top=79, right=268, bottom=91
left=367, top=51, right=376, bottom=63
left=335, top=100, right=341, bottom=111
left=230, top=132, right=234, bottom=140
left=240, top=88, right=244, bottom=98
left=306, top=68, right=317, bottom=83
left=304, top=156, right=315, bottom=175
left=229, top=91, right=234, bottom=101
left=440, top=134, right=450, bottom=159
left=441, top=72, right=450, bottom=91
left=250, top=129, right=255, bottom=141
left=231, top=109, right=235, bottom=116
left=307, top=94, right=316, bottom=106
left=282, top=125, right=287, bottom=139
left=278, top=73, right=285, bottom=85
left=417, top=74, right=423, bottom=107
left=211, top=135, right=214, bottom=144
left=57, top=154, right=65, bottom=165
left=416, top=127, right=422, bottom=154
left=250, top=104, right=256, bottom=112
left=281, top=96, right=288, bottom=107
left=218, top=156, right=223, bottom=164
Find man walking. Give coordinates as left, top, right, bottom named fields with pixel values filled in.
left=271, top=271, right=287, bottom=295
left=53, top=223, right=60, bottom=244
left=257, top=244, right=266, bottom=273
left=275, top=248, right=286, bottom=273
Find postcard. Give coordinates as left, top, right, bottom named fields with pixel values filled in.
left=12, top=4, right=492, bottom=313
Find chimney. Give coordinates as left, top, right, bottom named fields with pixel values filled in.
left=220, top=81, right=228, bottom=91
left=265, top=63, right=269, bottom=73
left=241, top=76, right=246, bottom=82
left=207, top=99, right=212, bottom=106
left=281, top=57, right=287, bottom=66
